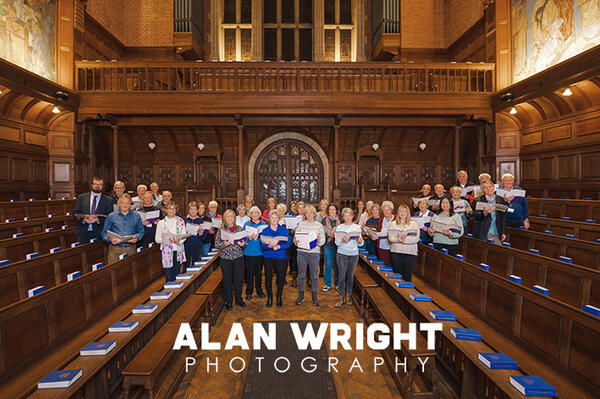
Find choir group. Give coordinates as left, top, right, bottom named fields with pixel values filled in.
left=73, top=170, right=530, bottom=312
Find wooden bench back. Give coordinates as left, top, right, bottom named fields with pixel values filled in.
left=458, top=235, right=600, bottom=308
left=528, top=198, right=600, bottom=222
left=529, top=215, right=600, bottom=242
left=0, top=215, right=72, bottom=240
left=0, top=199, right=75, bottom=222
left=0, top=227, right=77, bottom=263
left=417, top=244, right=600, bottom=396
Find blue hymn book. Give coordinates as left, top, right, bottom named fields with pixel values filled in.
left=450, top=327, right=482, bottom=341
left=429, top=310, right=456, bottom=321
left=150, top=291, right=173, bottom=300
left=385, top=272, right=403, bottom=279
left=108, top=320, right=139, bottom=332
left=80, top=341, right=117, bottom=356
left=509, top=376, right=557, bottom=397
left=396, top=281, right=415, bottom=289
left=38, top=369, right=83, bottom=389
left=409, top=293, right=432, bottom=302
left=478, top=353, right=517, bottom=369
left=377, top=265, right=393, bottom=271
left=132, top=304, right=158, bottom=314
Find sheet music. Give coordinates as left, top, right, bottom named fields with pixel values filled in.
left=388, top=228, right=419, bottom=239
left=334, top=228, right=361, bottom=242
left=428, top=199, right=440, bottom=208
left=162, top=232, right=189, bottom=243
left=452, top=199, right=467, bottom=213
left=295, top=232, right=317, bottom=250
left=460, top=186, right=476, bottom=197
left=412, top=197, right=429, bottom=207
left=411, top=216, right=431, bottom=229
left=430, top=220, right=462, bottom=232
left=107, top=230, right=137, bottom=243
left=284, top=216, right=302, bottom=230
left=475, top=202, right=508, bottom=212
left=496, top=188, right=526, bottom=198
left=185, top=223, right=200, bottom=235
left=221, top=229, right=248, bottom=243
left=211, top=218, right=223, bottom=229
left=260, top=235, right=288, bottom=245
left=363, top=226, right=379, bottom=240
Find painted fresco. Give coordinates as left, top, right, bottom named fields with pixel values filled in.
left=0, top=0, right=56, bottom=81
left=512, top=0, right=600, bottom=83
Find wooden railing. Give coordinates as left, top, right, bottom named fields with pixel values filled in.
left=75, top=61, right=495, bottom=93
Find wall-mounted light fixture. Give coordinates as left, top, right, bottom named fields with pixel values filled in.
left=197, top=143, right=205, bottom=151
left=371, top=142, right=379, bottom=151
left=509, top=107, right=517, bottom=115
left=562, top=87, right=572, bottom=96
left=419, top=142, right=427, bottom=151
left=51, top=106, right=60, bottom=114
left=148, top=142, right=156, bottom=150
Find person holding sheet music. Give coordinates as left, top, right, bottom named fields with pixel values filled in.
left=183, top=202, right=207, bottom=270
left=244, top=195, right=254, bottom=213
left=450, top=186, right=472, bottom=234
left=283, top=203, right=300, bottom=287
left=207, top=200, right=222, bottom=249
left=215, top=209, right=247, bottom=311
left=131, top=184, right=147, bottom=209
left=318, top=198, right=330, bottom=278
left=414, top=198, right=435, bottom=244
left=468, top=173, right=492, bottom=205
left=137, top=192, right=162, bottom=247
left=472, top=180, right=507, bottom=244
left=363, top=203, right=381, bottom=256
left=155, top=201, right=187, bottom=282
left=261, top=197, right=277, bottom=221
left=500, top=173, right=530, bottom=229
left=297, top=201, right=306, bottom=219
left=428, top=197, right=464, bottom=255
left=456, top=170, right=475, bottom=200
left=74, top=176, right=114, bottom=243
left=111, top=180, right=126, bottom=205
left=389, top=204, right=420, bottom=282
left=414, top=184, right=432, bottom=210
left=236, top=204, right=250, bottom=228
left=158, top=191, right=174, bottom=211
left=321, top=204, right=340, bottom=292
left=102, top=194, right=145, bottom=264
left=194, top=202, right=213, bottom=256
left=243, top=206, right=267, bottom=300
left=376, top=200, right=395, bottom=267
left=294, top=205, right=325, bottom=306
left=429, top=184, right=447, bottom=213
left=334, top=208, right=363, bottom=308
left=261, top=210, right=291, bottom=307
left=149, top=182, right=162, bottom=205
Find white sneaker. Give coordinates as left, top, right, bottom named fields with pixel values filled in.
left=322, top=285, right=331, bottom=292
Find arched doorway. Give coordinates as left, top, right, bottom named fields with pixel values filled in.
left=254, top=139, right=324, bottom=207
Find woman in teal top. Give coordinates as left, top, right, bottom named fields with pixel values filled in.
left=243, top=206, right=266, bottom=300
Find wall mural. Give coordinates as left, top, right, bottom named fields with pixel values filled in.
left=0, top=0, right=56, bottom=81
left=512, top=0, right=600, bottom=83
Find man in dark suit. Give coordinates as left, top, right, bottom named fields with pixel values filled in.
left=73, top=177, right=114, bottom=243
left=472, top=180, right=507, bottom=243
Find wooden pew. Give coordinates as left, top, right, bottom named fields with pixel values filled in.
left=352, top=266, right=378, bottom=318
left=0, top=227, right=77, bottom=264
left=0, top=215, right=72, bottom=240
left=417, top=244, right=600, bottom=397
left=528, top=215, right=600, bottom=242
left=25, top=254, right=219, bottom=399
left=365, top=287, right=437, bottom=399
left=458, top=235, right=600, bottom=308
left=121, top=279, right=217, bottom=399
left=0, top=240, right=105, bottom=308
left=0, top=199, right=76, bottom=222
left=527, top=197, right=600, bottom=222
left=194, top=268, right=224, bottom=325
left=0, top=246, right=164, bottom=388
left=358, top=255, right=573, bottom=399
left=506, top=227, right=600, bottom=267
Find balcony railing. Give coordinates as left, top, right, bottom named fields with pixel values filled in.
left=75, top=61, right=496, bottom=93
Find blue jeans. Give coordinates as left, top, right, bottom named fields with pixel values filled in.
left=460, top=213, right=469, bottom=234
left=202, top=242, right=211, bottom=257
left=323, top=245, right=338, bottom=287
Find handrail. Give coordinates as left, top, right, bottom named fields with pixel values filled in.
left=75, top=61, right=495, bottom=93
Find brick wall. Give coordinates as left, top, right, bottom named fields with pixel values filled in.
left=401, top=0, right=446, bottom=49
left=446, top=0, right=484, bottom=46
left=86, top=0, right=173, bottom=47
left=86, top=0, right=126, bottom=43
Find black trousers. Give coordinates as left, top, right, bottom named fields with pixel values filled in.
left=433, top=243, right=458, bottom=256
left=244, top=255, right=264, bottom=295
left=390, top=252, right=417, bottom=282
left=264, top=257, right=287, bottom=298
left=287, top=244, right=298, bottom=273
left=220, top=257, right=245, bottom=305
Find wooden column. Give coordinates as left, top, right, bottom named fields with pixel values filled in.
left=495, top=0, right=512, bottom=90
left=112, top=125, right=119, bottom=182
left=56, top=0, right=74, bottom=89
left=333, top=121, right=341, bottom=203
left=87, top=123, right=95, bottom=182
left=252, top=0, right=263, bottom=60
left=454, top=126, right=460, bottom=173
left=313, top=0, right=324, bottom=61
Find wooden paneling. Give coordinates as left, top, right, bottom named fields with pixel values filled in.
left=581, top=152, right=600, bottom=179
left=558, top=154, right=577, bottom=180
left=546, top=124, right=571, bottom=142
left=576, top=116, right=600, bottom=137
left=0, top=125, right=20, bottom=142
left=521, top=131, right=542, bottom=146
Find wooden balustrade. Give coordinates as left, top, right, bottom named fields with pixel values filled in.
left=75, top=61, right=495, bottom=93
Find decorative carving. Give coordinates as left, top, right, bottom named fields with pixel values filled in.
left=179, top=167, right=193, bottom=186
left=421, top=166, right=437, bottom=183
left=158, top=167, right=174, bottom=185
left=400, top=167, right=417, bottom=184
left=442, top=167, right=454, bottom=186
left=137, top=168, right=153, bottom=184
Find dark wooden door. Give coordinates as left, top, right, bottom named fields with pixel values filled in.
left=255, top=139, right=323, bottom=207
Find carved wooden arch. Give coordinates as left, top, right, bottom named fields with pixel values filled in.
left=248, top=132, right=330, bottom=202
